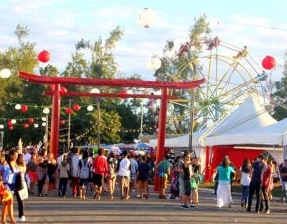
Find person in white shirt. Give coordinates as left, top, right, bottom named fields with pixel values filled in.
left=22, top=147, right=31, bottom=165
left=118, top=150, right=131, bottom=200
left=239, top=158, right=252, bottom=208
left=71, top=148, right=81, bottom=197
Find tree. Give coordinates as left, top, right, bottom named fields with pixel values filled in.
left=271, top=51, right=287, bottom=120
left=153, top=15, right=211, bottom=134
left=60, top=26, right=139, bottom=145
left=0, top=25, right=43, bottom=147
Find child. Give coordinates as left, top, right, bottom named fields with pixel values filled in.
left=190, top=165, right=202, bottom=204
left=0, top=180, right=16, bottom=224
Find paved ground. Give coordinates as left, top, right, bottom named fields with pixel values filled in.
left=11, top=186, right=287, bottom=224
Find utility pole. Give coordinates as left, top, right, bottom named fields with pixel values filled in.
left=67, top=99, right=71, bottom=151
left=97, top=97, right=101, bottom=150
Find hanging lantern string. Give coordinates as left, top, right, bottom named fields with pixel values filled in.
left=0, top=116, right=45, bottom=122
left=6, top=101, right=99, bottom=110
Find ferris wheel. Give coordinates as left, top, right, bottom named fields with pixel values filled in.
left=164, top=37, right=271, bottom=132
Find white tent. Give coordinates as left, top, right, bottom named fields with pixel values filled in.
left=211, top=117, right=287, bottom=146
left=200, top=93, right=277, bottom=146
left=149, top=129, right=206, bottom=148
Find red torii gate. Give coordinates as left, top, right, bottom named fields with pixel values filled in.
left=18, top=71, right=205, bottom=190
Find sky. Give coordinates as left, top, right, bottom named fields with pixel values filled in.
left=1, top=0, right=287, bottom=83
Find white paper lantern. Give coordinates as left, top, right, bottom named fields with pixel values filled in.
left=138, top=8, right=154, bottom=28
left=0, top=124, right=4, bottom=129
left=15, top=104, right=21, bottom=110
left=34, top=123, right=39, bottom=128
left=0, top=68, right=11, bottom=78
left=43, top=108, right=50, bottom=114
left=126, top=90, right=133, bottom=95
left=87, top=105, right=94, bottom=111
left=42, top=122, right=46, bottom=127
left=90, top=88, right=100, bottom=94
left=42, top=117, right=47, bottom=122
left=147, top=57, right=161, bottom=71
left=11, top=119, right=16, bottom=124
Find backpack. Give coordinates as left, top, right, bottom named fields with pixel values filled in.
left=79, top=159, right=90, bottom=179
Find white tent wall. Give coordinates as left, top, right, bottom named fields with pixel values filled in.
left=267, top=148, right=283, bottom=164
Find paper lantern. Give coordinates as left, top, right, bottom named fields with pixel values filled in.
left=11, top=119, right=16, bottom=124
left=90, top=88, right=100, bottom=94
left=147, top=57, right=161, bottom=71
left=38, top=50, right=51, bottom=63
left=34, top=124, right=39, bottom=128
left=23, top=123, right=29, bottom=129
left=7, top=120, right=12, bottom=126
left=60, top=120, right=66, bottom=125
left=65, top=107, right=73, bottom=114
left=87, top=105, right=94, bottom=111
left=0, top=68, right=11, bottom=78
left=60, top=87, right=68, bottom=94
left=0, top=124, right=4, bottom=129
left=138, top=8, right=154, bottom=28
left=28, top=118, right=34, bottom=124
left=119, top=90, right=127, bottom=95
left=73, top=104, right=81, bottom=111
left=8, top=125, right=14, bottom=131
left=15, top=104, right=21, bottom=110
left=43, top=108, right=50, bottom=114
left=21, top=105, right=28, bottom=112
left=262, top=55, right=276, bottom=70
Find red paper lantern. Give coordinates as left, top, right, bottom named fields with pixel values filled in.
left=38, top=50, right=51, bottom=63
left=73, top=104, right=81, bottom=111
left=28, top=118, right=34, bottom=124
left=119, top=90, right=127, bottom=95
left=23, top=123, right=29, bottom=129
left=262, top=55, right=276, bottom=70
left=8, top=125, right=14, bottom=131
left=60, top=87, right=68, bottom=95
left=7, top=120, right=12, bottom=126
left=60, top=120, right=66, bottom=125
left=65, top=108, right=73, bottom=114
left=21, top=105, right=28, bottom=112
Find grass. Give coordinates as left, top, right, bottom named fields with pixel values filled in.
left=199, top=181, right=284, bottom=198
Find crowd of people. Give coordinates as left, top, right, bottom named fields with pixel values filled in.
left=214, top=154, right=285, bottom=214
left=0, top=145, right=159, bottom=223
left=1, top=144, right=287, bottom=223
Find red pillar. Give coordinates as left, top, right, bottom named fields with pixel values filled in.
left=50, top=84, right=61, bottom=157
left=154, top=88, right=168, bottom=191
left=205, top=146, right=211, bottom=182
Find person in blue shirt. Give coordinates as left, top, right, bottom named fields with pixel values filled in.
left=216, top=156, right=236, bottom=208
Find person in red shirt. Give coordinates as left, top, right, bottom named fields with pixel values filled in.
left=92, top=148, right=108, bottom=200
left=260, top=159, right=272, bottom=213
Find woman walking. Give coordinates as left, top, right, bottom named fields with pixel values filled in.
left=239, top=158, right=252, bottom=208
left=216, top=156, right=236, bottom=208
left=107, top=152, right=117, bottom=200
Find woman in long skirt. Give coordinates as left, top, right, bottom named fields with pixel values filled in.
left=216, top=156, right=236, bottom=208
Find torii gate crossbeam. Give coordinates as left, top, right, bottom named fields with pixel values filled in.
left=18, top=71, right=205, bottom=191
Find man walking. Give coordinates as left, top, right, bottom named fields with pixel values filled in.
left=246, top=155, right=267, bottom=213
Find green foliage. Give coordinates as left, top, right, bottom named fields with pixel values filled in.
left=154, top=15, right=211, bottom=134
left=271, top=51, right=287, bottom=120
